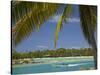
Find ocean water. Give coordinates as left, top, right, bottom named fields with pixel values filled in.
left=12, top=57, right=95, bottom=74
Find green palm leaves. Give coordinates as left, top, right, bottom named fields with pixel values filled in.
left=12, top=1, right=59, bottom=45
left=54, top=5, right=72, bottom=48
left=79, top=5, right=97, bottom=47
left=79, top=5, right=97, bottom=68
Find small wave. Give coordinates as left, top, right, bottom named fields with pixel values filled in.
left=52, top=62, right=90, bottom=68
left=68, top=64, right=79, bottom=67
left=68, top=63, right=89, bottom=67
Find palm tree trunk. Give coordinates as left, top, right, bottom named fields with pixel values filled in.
left=91, top=41, right=97, bottom=69
left=89, top=26, right=97, bottom=69
left=94, top=48, right=97, bottom=69
left=88, top=31, right=97, bottom=69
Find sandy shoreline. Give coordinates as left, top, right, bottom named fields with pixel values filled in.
left=12, top=56, right=94, bottom=68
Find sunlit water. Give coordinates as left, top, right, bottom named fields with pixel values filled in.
left=12, top=57, right=95, bottom=74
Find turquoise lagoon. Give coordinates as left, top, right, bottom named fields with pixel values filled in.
left=12, top=56, right=95, bottom=74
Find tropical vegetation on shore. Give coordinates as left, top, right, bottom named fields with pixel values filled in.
left=12, top=1, right=97, bottom=69
left=12, top=48, right=93, bottom=59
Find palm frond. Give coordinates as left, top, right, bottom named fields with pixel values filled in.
left=79, top=5, right=97, bottom=48
left=12, top=1, right=60, bottom=46
left=54, top=5, right=72, bottom=48
left=79, top=5, right=97, bottom=69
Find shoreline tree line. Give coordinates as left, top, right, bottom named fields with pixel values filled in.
left=12, top=48, right=93, bottom=60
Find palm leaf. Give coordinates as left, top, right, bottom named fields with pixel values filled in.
left=12, top=1, right=60, bottom=46
left=54, top=5, right=72, bottom=48
left=79, top=5, right=97, bottom=48
left=79, top=5, right=97, bottom=69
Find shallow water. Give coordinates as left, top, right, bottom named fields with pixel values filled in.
left=12, top=57, right=95, bottom=74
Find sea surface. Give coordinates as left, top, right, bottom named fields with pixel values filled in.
left=12, top=56, right=95, bottom=74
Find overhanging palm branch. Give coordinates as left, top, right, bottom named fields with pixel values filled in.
left=79, top=5, right=97, bottom=48
left=12, top=1, right=60, bottom=46
left=79, top=5, right=97, bottom=68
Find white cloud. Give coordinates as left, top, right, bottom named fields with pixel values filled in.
left=70, top=47, right=81, bottom=49
left=37, top=45, right=48, bottom=48
left=49, top=15, right=60, bottom=22
left=67, top=18, right=80, bottom=23
left=48, top=15, right=80, bottom=23
left=65, top=47, right=81, bottom=49
left=68, top=46, right=89, bottom=49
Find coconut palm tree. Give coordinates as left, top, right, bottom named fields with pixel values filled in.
left=12, top=1, right=97, bottom=69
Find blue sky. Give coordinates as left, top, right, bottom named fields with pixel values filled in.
left=15, top=5, right=90, bottom=52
